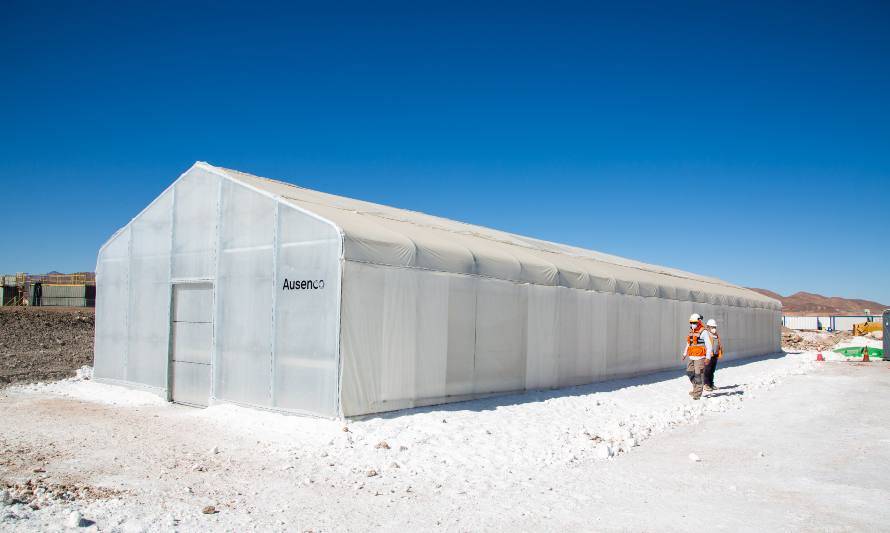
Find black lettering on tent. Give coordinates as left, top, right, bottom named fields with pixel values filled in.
left=281, top=278, right=326, bottom=291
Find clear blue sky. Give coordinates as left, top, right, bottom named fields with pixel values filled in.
left=2, top=1, right=888, bottom=303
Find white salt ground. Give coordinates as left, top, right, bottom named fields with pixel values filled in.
left=832, top=335, right=882, bottom=351
left=13, top=366, right=166, bottom=407
left=2, top=351, right=889, bottom=532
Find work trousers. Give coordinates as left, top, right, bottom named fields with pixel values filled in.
left=704, top=357, right=719, bottom=388
left=686, top=358, right=705, bottom=399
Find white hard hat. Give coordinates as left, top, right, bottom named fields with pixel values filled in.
left=689, top=313, right=702, bottom=323
left=706, top=319, right=717, bottom=327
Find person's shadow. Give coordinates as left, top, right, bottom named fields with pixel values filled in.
left=707, top=389, right=744, bottom=398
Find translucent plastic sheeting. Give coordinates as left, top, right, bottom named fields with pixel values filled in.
left=215, top=179, right=275, bottom=406
left=126, top=190, right=172, bottom=388
left=94, top=227, right=130, bottom=381
left=273, top=204, right=341, bottom=417
left=339, top=261, right=781, bottom=417
left=172, top=168, right=219, bottom=280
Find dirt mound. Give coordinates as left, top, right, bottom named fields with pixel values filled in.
left=749, top=288, right=887, bottom=315
left=781, top=326, right=851, bottom=351
left=0, top=307, right=94, bottom=386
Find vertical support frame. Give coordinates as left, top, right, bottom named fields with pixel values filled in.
left=165, top=184, right=177, bottom=401
left=123, top=215, right=133, bottom=379
left=270, top=200, right=280, bottom=406
left=209, top=177, right=223, bottom=403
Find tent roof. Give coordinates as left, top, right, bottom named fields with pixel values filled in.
left=197, top=162, right=779, bottom=310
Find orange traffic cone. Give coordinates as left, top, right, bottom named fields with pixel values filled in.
left=863, top=347, right=870, bottom=362
left=816, top=352, right=824, bottom=362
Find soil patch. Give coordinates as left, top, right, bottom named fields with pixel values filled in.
left=0, top=307, right=94, bottom=386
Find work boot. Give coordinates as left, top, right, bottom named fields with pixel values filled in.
left=703, top=385, right=714, bottom=392
left=689, top=390, right=696, bottom=396
left=692, top=395, right=701, bottom=401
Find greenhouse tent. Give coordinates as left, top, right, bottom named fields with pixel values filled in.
left=94, top=162, right=781, bottom=418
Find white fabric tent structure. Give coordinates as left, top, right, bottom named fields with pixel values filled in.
left=94, top=162, right=781, bottom=418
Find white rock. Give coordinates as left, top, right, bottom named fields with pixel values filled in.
left=209, top=446, right=219, bottom=455
left=688, top=453, right=701, bottom=462
left=758, top=451, right=766, bottom=458
left=0, top=489, right=9, bottom=505
left=66, top=510, right=83, bottom=528
left=595, top=444, right=612, bottom=459
left=121, top=519, right=147, bottom=533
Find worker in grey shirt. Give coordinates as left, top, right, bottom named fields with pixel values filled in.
left=703, top=319, right=723, bottom=391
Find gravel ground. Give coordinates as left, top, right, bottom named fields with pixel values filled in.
left=0, top=307, right=94, bottom=386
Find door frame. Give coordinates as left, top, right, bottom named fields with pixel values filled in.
left=167, top=280, right=215, bottom=405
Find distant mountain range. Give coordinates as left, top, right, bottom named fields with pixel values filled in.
left=747, top=288, right=887, bottom=316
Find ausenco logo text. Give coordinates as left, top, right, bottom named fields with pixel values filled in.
left=282, top=278, right=325, bottom=290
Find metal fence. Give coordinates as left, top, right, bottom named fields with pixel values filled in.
left=31, top=283, right=96, bottom=307
left=833, top=315, right=881, bottom=332
left=783, top=315, right=882, bottom=331
left=783, top=316, right=819, bottom=330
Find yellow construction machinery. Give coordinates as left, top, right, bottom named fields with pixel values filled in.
left=852, top=321, right=882, bottom=336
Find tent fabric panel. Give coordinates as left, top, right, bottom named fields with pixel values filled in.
left=339, top=262, right=385, bottom=415
left=272, top=204, right=342, bottom=417
left=414, top=273, right=450, bottom=404
left=214, top=180, right=275, bottom=407
left=443, top=275, right=477, bottom=398
left=126, top=190, right=173, bottom=388
left=172, top=168, right=219, bottom=280
left=94, top=227, right=131, bottom=381
left=377, top=267, right=419, bottom=405
left=473, top=278, right=528, bottom=394
left=525, top=284, right=559, bottom=390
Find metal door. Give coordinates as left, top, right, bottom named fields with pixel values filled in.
left=883, top=309, right=890, bottom=361
left=170, top=283, right=213, bottom=406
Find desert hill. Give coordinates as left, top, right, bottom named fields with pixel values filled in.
left=747, top=288, right=887, bottom=315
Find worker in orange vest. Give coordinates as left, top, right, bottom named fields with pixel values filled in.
left=683, top=313, right=713, bottom=400
left=703, top=319, right=723, bottom=391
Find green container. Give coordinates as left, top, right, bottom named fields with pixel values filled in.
left=36, top=284, right=89, bottom=307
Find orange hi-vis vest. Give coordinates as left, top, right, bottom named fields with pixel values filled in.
left=686, top=325, right=707, bottom=358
